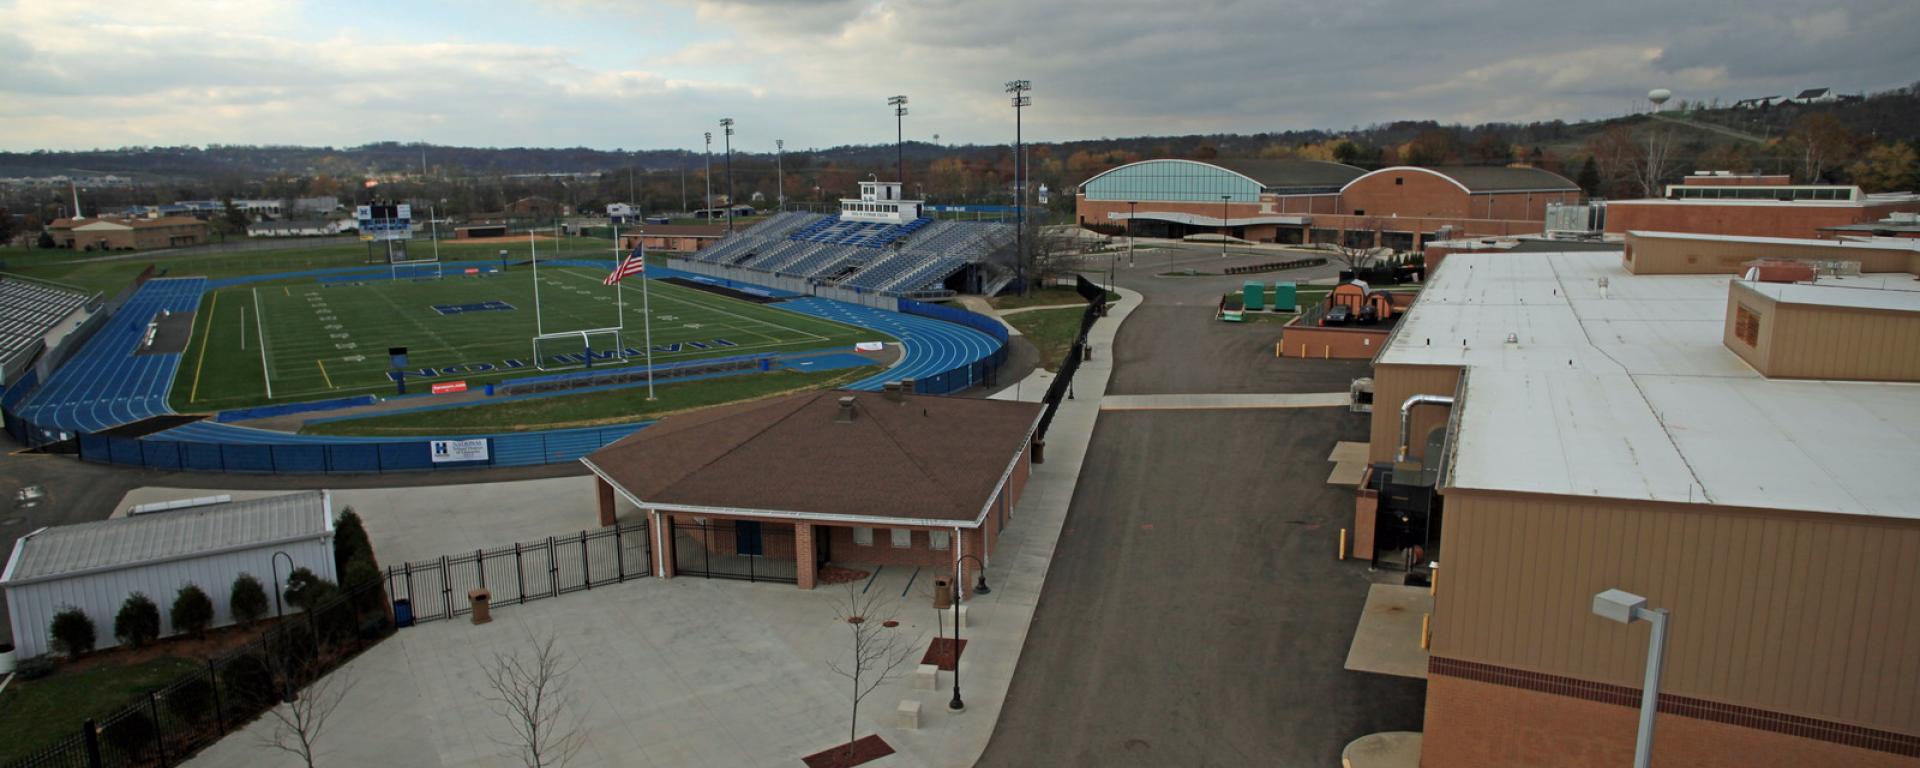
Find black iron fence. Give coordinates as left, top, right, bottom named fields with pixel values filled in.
left=385, top=522, right=652, bottom=624
left=1033, top=276, right=1105, bottom=441
left=670, top=518, right=799, bottom=584
left=6, top=577, right=393, bottom=768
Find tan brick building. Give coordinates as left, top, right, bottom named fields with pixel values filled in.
left=1076, top=159, right=1580, bottom=250
left=46, top=216, right=208, bottom=251
left=1605, top=172, right=1920, bottom=240
left=617, top=224, right=725, bottom=254
left=1364, top=248, right=1920, bottom=766
left=580, top=387, right=1042, bottom=597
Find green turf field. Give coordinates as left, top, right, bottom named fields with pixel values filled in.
left=172, top=266, right=886, bottom=412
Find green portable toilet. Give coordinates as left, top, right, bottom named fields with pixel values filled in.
left=1272, top=281, right=1298, bottom=312
left=1243, top=281, right=1266, bottom=311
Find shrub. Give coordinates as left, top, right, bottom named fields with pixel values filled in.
left=333, top=509, right=374, bottom=573
left=222, top=652, right=279, bottom=711
left=167, top=675, right=217, bottom=725
left=341, top=556, right=382, bottom=613
left=271, top=624, right=319, bottom=675
left=49, top=608, right=97, bottom=658
left=115, top=593, right=162, bottom=648
left=283, top=568, right=338, bottom=613
left=102, top=711, right=157, bottom=760
left=15, top=654, right=57, bottom=680
left=170, top=584, right=215, bottom=639
left=230, top=573, right=269, bottom=626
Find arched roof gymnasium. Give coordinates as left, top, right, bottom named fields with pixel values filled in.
left=1340, top=165, right=1580, bottom=194
left=1080, top=158, right=1367, bottom=203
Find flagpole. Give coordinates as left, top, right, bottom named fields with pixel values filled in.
left=613, top=223, right=624, bottom=329
left=642, top=244, right=656, bottom=400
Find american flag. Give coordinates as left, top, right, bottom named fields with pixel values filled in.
left=604, top=245, right=646, bottom=286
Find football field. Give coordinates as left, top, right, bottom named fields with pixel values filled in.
left=172, top=267, right=883, bottom=411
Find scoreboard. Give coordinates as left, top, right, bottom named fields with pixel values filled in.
left=356, top=203, right=414, bottom=242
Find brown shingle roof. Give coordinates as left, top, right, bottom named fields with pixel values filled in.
left=583, top=390, right=1043, bottom=524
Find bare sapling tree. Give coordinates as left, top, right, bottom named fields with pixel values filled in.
left=826, top=582, right=920, bottom=757
left=1328, top=217, right=1387, bottom=272
left=483, top=634, right=586, bottom=768
left=257, top=665, right=355, bottom=768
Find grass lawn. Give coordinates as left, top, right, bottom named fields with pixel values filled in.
left=0, top=655, right=202, bottom=764
left=1006, top=306, right=1085, bottom=372
left=173, top=266, right=885, bottom=412
left=302, top=365, right=879, bottom=435
left=0, top=236, right=623, bottom=298
left=988, top=286, right=1117, bottom=310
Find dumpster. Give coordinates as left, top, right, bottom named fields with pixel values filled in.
left=1272, top=281, right=1298, bottom=312
left=469, top=589, right=492, bottom=625
left=1243, top=281, right=1266, bottom=311
left=393, top=598, right=414, bottom=628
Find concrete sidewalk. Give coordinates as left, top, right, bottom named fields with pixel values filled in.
left=179, top=285, right=1144, bottom=768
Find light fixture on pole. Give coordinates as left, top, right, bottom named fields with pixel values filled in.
left=269, top=550, right=300, bottom=703
left=889, top=95, right=909, bottom=185
left=949, top=552, right=990, bottom=712
left=775, top=139, right=785, bottom=210
left=1127, top=200, right=1137, bottom=267
left=1220, top=194, right=1230, bottom=259
left=703, top=132, right=712, bottom=220
left=720, top=118, right=735, bottom=234
left=1593, top=588, right=1670, bottom=768
left=1005, top=79, right=1032, bottom=294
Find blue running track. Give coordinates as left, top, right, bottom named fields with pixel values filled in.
left=14, top=278, right=206, bottom=433
left=776, top=297, right=1000, bottom=392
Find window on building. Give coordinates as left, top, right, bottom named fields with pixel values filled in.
left=1353, top=209, right=1365, bottom=216
left=1735, top=305, right=1761, bottom=347
left=890, top=528, right=912, bottom=548
left=853, top=527, right=873, bottom=546
left=1395, top=177, right=1404, bottom=186
left=929, top=530, right=951, bottom=550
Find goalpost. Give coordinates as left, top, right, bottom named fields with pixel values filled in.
left=527, top=221, right=630, bottom=372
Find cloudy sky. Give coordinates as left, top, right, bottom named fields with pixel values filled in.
left=2, top=0, right=1915, bottom=152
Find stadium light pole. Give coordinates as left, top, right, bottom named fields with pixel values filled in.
left=889, top=95, right=909, bottom=185
left=1593, top=589, right=1671, bottom=768
left=703, top=132, right=713, bottom=220
left=1006, top=80, right=1031, bottom=294
left=720, top=118, right=736, bottom=234
left=776, top=139, right=785, bottom=211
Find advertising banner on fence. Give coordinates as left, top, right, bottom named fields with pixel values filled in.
left=431, top=380, right=468, bottom=395
left=430, top=438, right=489, bottom=463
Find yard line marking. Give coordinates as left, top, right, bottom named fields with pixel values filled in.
left=252, top=286, right=273, bottom=399
left=316, top=359, right=336, bottom=388
left=283, top=286, right=290, bottom=297
left=238, top=304, right=247, bottom=351
left=188, top=290, right=218, bottom=403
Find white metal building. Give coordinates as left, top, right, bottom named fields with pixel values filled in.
left=1, top=491, right=337, bottom=658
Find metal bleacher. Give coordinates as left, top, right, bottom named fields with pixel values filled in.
left=676, top=209, right=1014, bottom=297
left=0, top=277, right=92, bottom=371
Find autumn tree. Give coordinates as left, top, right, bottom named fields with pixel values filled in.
left=1785, top=114, right=1858, bottom=182
left=1402, top=130, right=1459, bottom=167
left=1586, top=125, right=1673, bottom=198
left=1329, top=217, right=1389, bottom=271
left=1468, top=133, right=1512, bottom=164
left=1847, top=142, right=1919, bottom=193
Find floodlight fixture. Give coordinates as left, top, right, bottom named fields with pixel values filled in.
left=1592, top=588, right=1670, bottom=768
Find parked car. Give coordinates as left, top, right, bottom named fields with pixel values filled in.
left=1324, top=304, right=1352, bottom=326
left=1358, top=304, right=1379, bottom=325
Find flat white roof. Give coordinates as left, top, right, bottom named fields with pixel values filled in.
left=1628, top=230, right=1920, bottom=251
left=1741, top=279, right=1920, bottom=313
left=1383, top=250, right=1920, bottom=521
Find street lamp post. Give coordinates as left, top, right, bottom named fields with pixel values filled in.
left=889, top=95, right=909, bottom=185
left=1127, top=200, right=1137, bottom=267
left=269, top=550, right=300, bottom=703
left=1593, top=589, right=1670, bottom=768
left=703, top=132, right=712, bottom=220
left=720, top=118, right=735, bottom=234
left=1006, top=80, right=1031, bottom=294
left=775, top=139, right=785, bottom=211
left=949, top=552, right=990, bottom=712
left=1220, top=194, right=1230, bottom=259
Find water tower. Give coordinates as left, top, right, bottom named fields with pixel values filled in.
left=1648, top=88, right=1672, bottom=111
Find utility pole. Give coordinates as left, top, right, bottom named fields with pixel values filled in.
left=720, top=118, right=735, bottom=234
left=776, top=139, right=785, bottom=211
left=889, top=95, right=909, bottom=184
left=1006, top=80, right=1031, bottom=294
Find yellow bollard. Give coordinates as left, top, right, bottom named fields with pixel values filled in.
left=1338, top=528, right=1348, bottom=560
left=1430, top=566, right=1438, bottom=596
left=1275, top=341, right=1282, bottom=358
left=1421, top=614, right=1432, bottom=650
left=1324, top=345, right=1330, bottom=359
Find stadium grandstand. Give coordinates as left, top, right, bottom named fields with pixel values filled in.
left=682, top=181, right=1018, bottom=297
left=0, top=276, right=96, bottom=387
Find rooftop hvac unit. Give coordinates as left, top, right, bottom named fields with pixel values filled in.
left=1544, top=202, right=1605, bottom=238
left=1888, top=211, right=1919, bottom=224
left=1810, top=259, right=1862, bottom=278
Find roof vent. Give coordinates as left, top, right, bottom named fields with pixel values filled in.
left=836, top=396, right=857, bottom=423
left=1505, top=332, right=1519, bottom=345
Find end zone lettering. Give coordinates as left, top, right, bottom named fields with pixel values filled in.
left=386, top=339, right=737, bottom=382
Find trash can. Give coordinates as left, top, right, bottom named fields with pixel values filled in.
left=469, top=588, right=492, bottom=625
left=393, top=598, right=414, bottom=628
left=933, top=578, right=953, bottom=610
left=0, top=643, right=15, bottom=675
